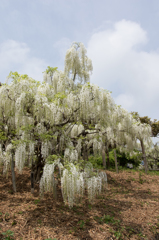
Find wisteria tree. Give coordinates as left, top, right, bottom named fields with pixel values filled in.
left=0, top=42, right=112, bottom=207
left=0, top=42, right=153, bottom=208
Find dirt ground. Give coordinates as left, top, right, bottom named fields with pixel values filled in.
left=0, top=166, right=159, bottom=240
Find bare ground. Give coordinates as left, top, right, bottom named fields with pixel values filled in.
left=0, top=166, right=159, bottom=240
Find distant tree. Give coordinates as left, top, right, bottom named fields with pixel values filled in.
left=130, top=112, right=159, bottom=172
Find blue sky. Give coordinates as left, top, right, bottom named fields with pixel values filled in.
left=1, top=0, right=159, bottom=127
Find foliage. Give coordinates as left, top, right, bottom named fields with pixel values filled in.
left=88, top=148, right=141, bottom=170
left=46, top=155, right=60, bottom=164
left=116, top=149, right=142, bottom=168
left=88, top=155, right=103, bottom=169
left=131, top=111, right=159, bottom=138
left=1, top=229, right=14, bottom=240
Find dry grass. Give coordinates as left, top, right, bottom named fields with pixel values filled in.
left=0, top=166, right=159, bottom=240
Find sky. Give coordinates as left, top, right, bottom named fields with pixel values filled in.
left=1, top=0, right=159, bottom=128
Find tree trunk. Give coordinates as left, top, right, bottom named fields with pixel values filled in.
left=33, top=161, right=44, bottom=183
left=114, top=149, right=119, bottom=173
left=86, top=146, right=88, bottom=161
left=83, top=143, right=88, bottom=162
left=140, top=139, right=148, bottom=174
left=102, top=144, right=106, bottom=169
left=11, top=152, right=16, bottom=193
left=25, top=155, right=30, bottom=167
left=33, top=142, right=45, bottom=183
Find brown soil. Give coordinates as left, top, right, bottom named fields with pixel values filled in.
left=0, top=166, right=159, bottom=240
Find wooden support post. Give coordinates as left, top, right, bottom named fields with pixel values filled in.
left=11, top=151, right=16, bottom=193
left=106, top=143, right=110, bottom=169
left=53, top=174, right=57, bottom=200
left=31, top=158, right=34, bottom=194
left=140, top=139, right=148, bottom=174
left=31, top=171, right=34, bottom=194
left=114, top=149, right=119, bottom=174
left=102, top=144, right=106, bottom=169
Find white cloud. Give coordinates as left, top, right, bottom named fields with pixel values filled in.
left=0, top=40, right=29, bottom=68
left=0, top=40, right=48, bottom=82
left=87, top=19, right=159, bottom=119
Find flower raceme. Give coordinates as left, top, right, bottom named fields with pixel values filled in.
left=39, top=160, right=107, bottom=209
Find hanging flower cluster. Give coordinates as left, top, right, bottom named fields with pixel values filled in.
left=3, top=144, right=13, bottom=177
left=0, top=144, right=4, bottom=165
left=15, top=143, right=26, bottom=173
left=39, top=158, right=64, bottom=198
left=39, top=159, right=107, bottom=209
